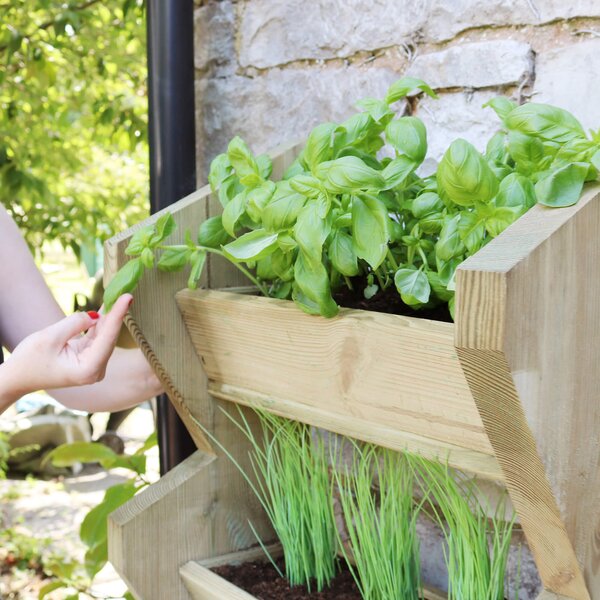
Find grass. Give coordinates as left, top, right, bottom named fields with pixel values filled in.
left=193, top=407, right=339, bottom=592
left=332, top=440, right=422, bottom=600
left=412, top=458, right=517, bottom=600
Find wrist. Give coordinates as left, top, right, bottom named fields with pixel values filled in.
left=0, top=358, right=30, bottom=412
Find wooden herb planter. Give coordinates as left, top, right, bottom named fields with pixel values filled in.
left=105, top=142, right=600, bottom=600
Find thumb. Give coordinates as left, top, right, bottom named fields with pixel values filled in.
left=47, top=312, right=98, bottom=346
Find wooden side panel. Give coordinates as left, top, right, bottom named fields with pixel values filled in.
left=109, top=451, right=218, bottom=600
left=105, top=142, right=303, bottom=599
left=456, top=185, right=600, bottom=599
left=176, top=289, right=503, bottom=480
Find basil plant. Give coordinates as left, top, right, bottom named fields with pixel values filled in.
left=105, top=77, right=600, bottom=318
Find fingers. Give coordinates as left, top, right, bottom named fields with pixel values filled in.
left=47, top=311, right=98, bottom=346
left=87, top=294, right=133, bottom=367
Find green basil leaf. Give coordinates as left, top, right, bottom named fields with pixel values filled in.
left=277, top=232, right=298, bottom=253
left=222, top=190, right=247, bottom=236
left=227, top=136, right=260, bottom=179
left=436, top=215, right=465, bottom=261
left=262, top=182, right=306, bottom=231
left=335, top=113, right=376, bottom=149
left=394, top=267, right=431, bottom=305
left=411, top=192, right=444, bottom=219
left=505, top=103, right=586, bottom=143
left=482, top=97, right=517, bottom=122
left=289, top=174, right=322, bottom=198
left=256, top=153, right=273, bottom=179
left=303, top=122, right=336, bottom=171
left=188, top=250, right=207, bottom=289
left=271, top=248, right=294, bottom=281
left=329, top=230, right=359, bottom=276
left=485, top=132, right=508, bottom=163
left=157, top=246, right=192, bottom=272
left=351, top=194, right=389, bottom=269
left=208, top=153, right=232, bottom=192
left=141, top=247, right=154, bottom=269
left=427, top=271, right=454, bottom=302
left=246, top=180, right=276, bottom=222
left=484, top=206, right=521, bottom=237
left=381, top=156, right=417, bottom=190
left=591, top=149, right=600, bottom=171
left=218, top=175, right=241, bottom=208
left=534, top=162, right=588, bottom=207
left=385, top=77, right=437, bottom=104
left=385, top=117, right=427, bottom=163
left=495, top=173, right=536, bottom=210
left=125, top=225, right=154, bottom=256
left=149, top=213, right=176, bottom=246
left=436, top=257, right=462, bottom=286
left=197, top=215, right=232, bottom=248
left=103, top=257, right=144, bottom=312
left=222, top=229, right=279, bottom=262
left=355, top=97, right=394, bottom=124
left=293, top=251, right=338, bottom=317
left=294, top=201, right=331, bottom=265
left=458, top=211, right=485, bottom=253
left=316, top=156, right=385, bottom=193
left=256, top=255, right=277, bottom=280
left=437, top=139, right=499, bottom=206
left=508, top=131, right=545, bottom=174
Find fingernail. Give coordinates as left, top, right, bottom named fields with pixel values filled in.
left=128, top=298, right=134, bottom=308
left=87, top=311, right=100, bottom=320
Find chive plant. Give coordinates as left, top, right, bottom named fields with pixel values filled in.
left=194, top=408, right=338, bottom=592
left=413, top=459, right=516, bottom=600
left=332, top=440, right=422, bottom=600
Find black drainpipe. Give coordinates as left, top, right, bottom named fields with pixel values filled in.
left=146, top=0, right=197, bottom=474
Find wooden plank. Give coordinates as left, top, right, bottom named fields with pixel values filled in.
left=536, top=592, right=577, bottom=600
left=456, top=184, right=600, bottom=600
left=181, top=557, right=448, bottom=600
left=208, top=381, right=502, bottom=480
left=176, top=289, right=498, bottom=462
left=180, top=561, right=258, bottom=600
left=198, top=543, right=283, bottom=569
left=105, top=141, right=303, bottom=599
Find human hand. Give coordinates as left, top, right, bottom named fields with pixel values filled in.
left=0, top=294, right=134, bottom=409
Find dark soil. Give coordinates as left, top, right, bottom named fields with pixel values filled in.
left=334, top=283, right=453, bottom=323
left=213, top=558, right=361, bottom=599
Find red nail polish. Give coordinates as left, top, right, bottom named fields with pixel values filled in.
left=87, top=311, right=100, bottom=320
left=128, top=298, right=134, bottom=308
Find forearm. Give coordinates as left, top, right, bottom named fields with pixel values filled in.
left=49, top=348, right=163, bottom=412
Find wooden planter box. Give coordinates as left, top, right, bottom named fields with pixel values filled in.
left=105, top=142, right=600, bottom=600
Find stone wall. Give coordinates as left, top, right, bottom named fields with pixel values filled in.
left=193, top=2, right=600, bottom=597
left=194, top=0, right=600, bottom=179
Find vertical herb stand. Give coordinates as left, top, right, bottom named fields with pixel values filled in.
left=105, top=142, right=600, bottom=600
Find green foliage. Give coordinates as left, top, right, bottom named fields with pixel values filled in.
left=332, top=441, right=422, bottom=600
left=413, top=459, right=517, bottom=600
left=105, top=76, right=600, bottom=318
left=0, top=0, right=148, bottom=255
left=40, top=432, right=157, bottom=598
left=194, top=408, right=339, bottom=592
